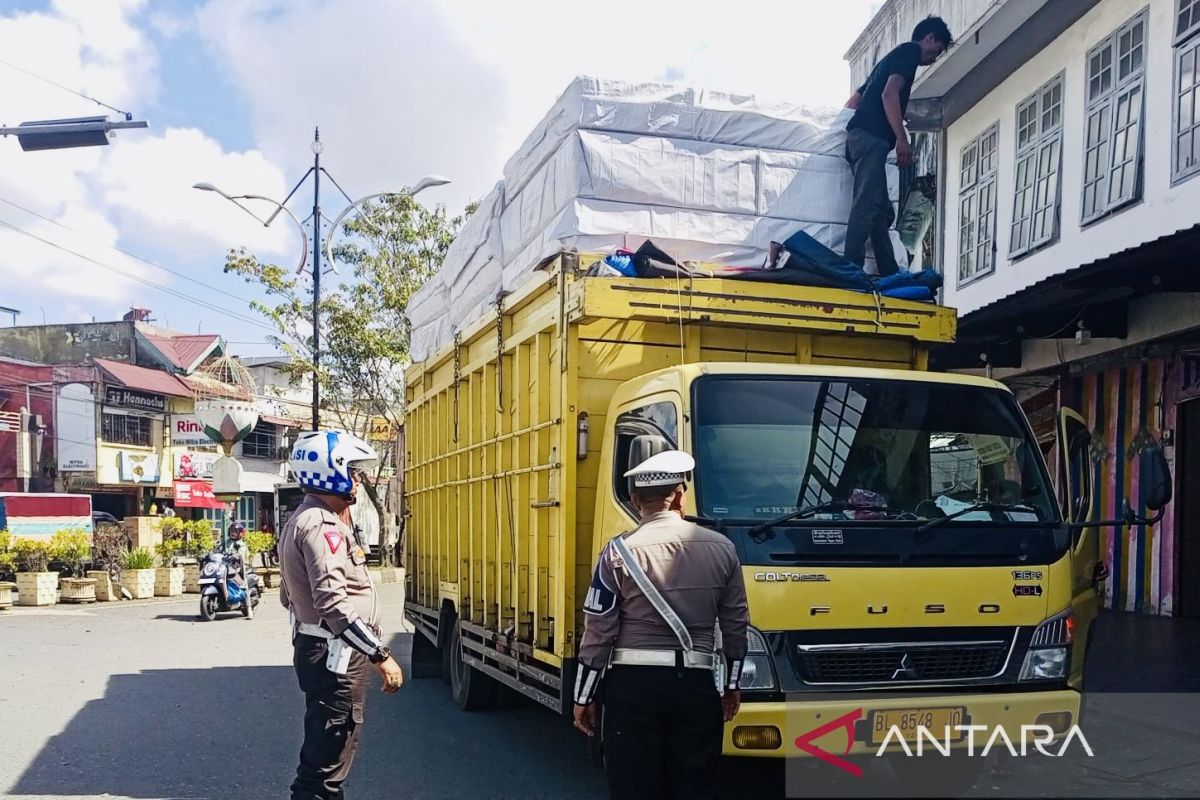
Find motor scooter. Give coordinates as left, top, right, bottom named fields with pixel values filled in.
left=197, top=550, right=261, bottom=620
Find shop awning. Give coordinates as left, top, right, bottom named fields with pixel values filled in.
left=240, top=467, right=286, bottom=494
left=174, top=480, right=227, bottom=509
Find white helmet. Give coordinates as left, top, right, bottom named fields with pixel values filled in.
left=289, top=430, right=378, bottom=497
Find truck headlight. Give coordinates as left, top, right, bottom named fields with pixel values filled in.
left=739, top=628, right=776, bottom=691
left=1020, top=608, right=1073, bottom=681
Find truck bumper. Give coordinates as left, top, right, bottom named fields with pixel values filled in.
left=723, top=688, right=1081, bottom=758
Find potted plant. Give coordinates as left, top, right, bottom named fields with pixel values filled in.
left=0, top=530, right=16, bottom=610
left=51, top=529, right=96, bottom=604
left=14, top=538, right=56, bottom=606
left=182, top=521, right=216, bottom=593
left=120, top=548, right=156, bottom=599
left=244, top=530, right=281, bottom=588
left=89, top=523, right=128, bottom=602
left=154, top=537, right=185, bottom=597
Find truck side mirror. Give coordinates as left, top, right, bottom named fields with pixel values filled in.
left=1138, top=444, right=1172, bottom=511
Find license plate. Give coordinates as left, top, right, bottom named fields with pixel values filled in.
left=869, top=706, right=967, bottom=745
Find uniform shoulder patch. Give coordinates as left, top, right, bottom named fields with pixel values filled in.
left=323, top=530, right=343, bottom=554
left=582, top=550, right=617, bottom=617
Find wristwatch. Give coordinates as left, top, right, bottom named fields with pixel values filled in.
left=369, top=646, right=392, bottom=664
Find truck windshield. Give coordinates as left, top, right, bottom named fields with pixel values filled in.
left=692, top=376, right=1057, bottom=525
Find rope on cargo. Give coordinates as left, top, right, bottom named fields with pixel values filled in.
left=871, top=288, right=887, bottom=332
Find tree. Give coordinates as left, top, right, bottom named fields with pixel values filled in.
left=224, top=194, right=473, bottom=563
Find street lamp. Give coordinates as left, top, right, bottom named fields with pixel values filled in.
left=323, top=176, right=451, bottom=266
left=195, top=127, right=448, bottom=431
left=0, top=115, right=148, bottom=151
left=193, top=182, right=311, bottom=275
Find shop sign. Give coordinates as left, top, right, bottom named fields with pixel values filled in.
left=105, top=386, right=166, bottom=414
left=175, top=451, right=219, bottom=479
left=171, top=414, right=212, bottom=447
left=119, top=451, right=161, bottom=483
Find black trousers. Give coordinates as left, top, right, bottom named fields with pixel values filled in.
left=602, top=665, right=723, bottom=800
left=844, top=127, right=901, bottom=277
left=291, top=634, right=369, bottom=800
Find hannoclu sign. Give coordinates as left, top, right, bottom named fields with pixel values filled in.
left=104, top=386, right=166, bottom=413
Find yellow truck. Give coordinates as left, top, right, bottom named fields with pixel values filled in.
left=401, top=252, right=1169, bottom=785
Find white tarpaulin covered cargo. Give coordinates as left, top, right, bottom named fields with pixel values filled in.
left=407, top=76, right=903, bottom=362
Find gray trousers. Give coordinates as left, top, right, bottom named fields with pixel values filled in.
left=843, top=128, right=901, bottom=277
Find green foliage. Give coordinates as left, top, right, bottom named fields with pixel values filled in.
left=50, top=529, right=91, bottom=577
left=122, top=548, right=155, bottom=571
left=155, top=537, right=182, bottom=568
left=13, top=538, right=51, bottom=573
left=244, top=531, right=274, bottom=559
left=159, top=516, right=188, bottom=539
left=186, top=520, right=216, bottom=558
left=0, top=530, right=16, bottom=574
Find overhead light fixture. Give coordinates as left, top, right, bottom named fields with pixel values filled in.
left=1075, top=320, right=1091, bottom=346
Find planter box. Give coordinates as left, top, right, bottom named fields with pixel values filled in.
left=259, top=568, right=281, bottom=589
left=154, top=567, right=184, bottom=597
left=121, top=568, right=156, bottom=600
left=60, top=577, right=97, bottom=604
left=88, top=571, right=116, bottom=602
left=183, top=564, right=201, bottom=594
left=16, top=572, right=58, bottom=606
left=0, top=581, right=14, bottom=610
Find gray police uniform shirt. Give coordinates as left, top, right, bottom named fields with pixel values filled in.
left=279, top=494, right=382, bottom=637
left=577, top=510, right=749, bottom=671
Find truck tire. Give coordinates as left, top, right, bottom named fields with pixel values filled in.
left=449, top=623, right=497, bottom=711
left=410, top=629, right=442, bottom=679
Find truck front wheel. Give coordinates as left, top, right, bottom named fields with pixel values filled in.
left=449, top=623, right=498, bottom=711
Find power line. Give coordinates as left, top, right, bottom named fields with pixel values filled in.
left=0, top=217, right=280, bottom=335
left=0, top=195, right=282, bottom=324
left=0, top=57, right=133, bottom=119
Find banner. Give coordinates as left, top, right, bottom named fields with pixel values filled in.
left=175, top=451, right=219, bottom=479
left=118, top=451, right=160, bottom=483
left=174, top=480, right=227, bottom=509
left=105, top=386, right=166, bottom=414
left=57, top=383, right=97, bottom=472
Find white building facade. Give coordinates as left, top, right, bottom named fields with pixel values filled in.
left=850, top=0, right=1200, bottom=617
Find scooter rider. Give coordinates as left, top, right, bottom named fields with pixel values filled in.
left=278, top=430, right=404, bottom=800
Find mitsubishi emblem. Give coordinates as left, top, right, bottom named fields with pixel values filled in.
left=891, top=653, right=919, bottom=680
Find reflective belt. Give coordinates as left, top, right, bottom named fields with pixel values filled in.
left=610, top=535, right=694, bottom=652
left=611, top=648, right=714, bottom=670
left=296, top=620, right=333, bottom=640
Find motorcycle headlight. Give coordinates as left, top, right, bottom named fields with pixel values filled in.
left=739, top=628, right=776, bottom=691
left=1020, top=608, right=1073, bottom=681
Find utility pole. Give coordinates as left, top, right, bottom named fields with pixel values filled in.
left=311, top=128, right=323, bottom=431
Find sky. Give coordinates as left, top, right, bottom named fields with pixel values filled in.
left=0, top=0, right=882, bottom=359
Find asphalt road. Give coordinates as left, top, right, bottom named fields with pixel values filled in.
left=0, top=582, right=608, bottom=800
left=4, top=587, right=1200, bottom=800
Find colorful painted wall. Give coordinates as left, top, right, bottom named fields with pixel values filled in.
left=1063, top=358, right=1177, bottom=615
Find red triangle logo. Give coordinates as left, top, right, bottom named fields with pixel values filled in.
left=324, top=531, right=342, bottom=554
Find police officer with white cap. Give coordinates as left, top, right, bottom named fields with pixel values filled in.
left=572, top=447, right=749, bottom=800
left=278, top=430, right=405, bottom=800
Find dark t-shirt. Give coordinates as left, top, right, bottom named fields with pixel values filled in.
left=847, top=41, right=921, bottom=147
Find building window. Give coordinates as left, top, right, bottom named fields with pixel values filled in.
left=241, top=422, right=279, bottom=459
left=102, top=413, right=153, bottom=447
left=1179, top=0, right=1200, bottom=44
left=1010, top=75, right=1064, bottom=257
left=957, top=124, right=999, bottom=284
left=1175, top=28, right=1200, bottom=180
left=1083, top=12, right=1146, bottom=222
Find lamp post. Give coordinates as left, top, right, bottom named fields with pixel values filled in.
left=0, top=115, right=148, bottom=151
left=196, top=128, right=449, bottom=431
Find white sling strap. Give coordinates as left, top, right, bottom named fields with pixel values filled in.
left=611, top=534, right=694, bottom=653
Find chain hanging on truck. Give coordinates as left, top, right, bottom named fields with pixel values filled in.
left=495, top=294, right=506, bottom=413
left=452, top=333, right=461, bottom=443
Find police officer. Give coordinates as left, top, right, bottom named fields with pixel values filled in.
left=573, top=449, right=749, bottom=800
left=279, top=430, right=405, bottom=800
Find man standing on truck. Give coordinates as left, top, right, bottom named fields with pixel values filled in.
left=843, top=15, right=953, bottom=276
left=572, top=449, right=749, bottom=800
left=278, top=430, right=405, bottom=800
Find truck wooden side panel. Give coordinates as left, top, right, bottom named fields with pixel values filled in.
left=404, top=254, right=956, bottom=696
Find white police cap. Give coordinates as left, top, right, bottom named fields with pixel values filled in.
left=623, top=449, right=696, bottom=487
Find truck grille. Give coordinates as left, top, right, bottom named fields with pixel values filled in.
left=798, top=641, right=1009, bottom=684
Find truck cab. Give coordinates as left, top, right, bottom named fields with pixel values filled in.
left=591, top=363, right=1146, bottom=772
